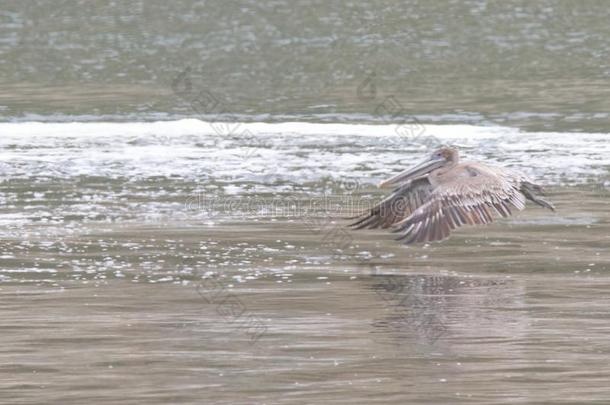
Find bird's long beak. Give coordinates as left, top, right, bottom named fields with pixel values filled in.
left=378, top=157, right=446, bottom=188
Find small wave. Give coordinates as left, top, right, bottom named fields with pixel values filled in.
left=0, top=119, right=608, bottom=186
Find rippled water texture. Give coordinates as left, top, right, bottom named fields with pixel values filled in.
left=1, top=1, right=610, bottom=404
left=1, top=0, right=609, bottom=131
left=0, top=121, right=609, bottom=404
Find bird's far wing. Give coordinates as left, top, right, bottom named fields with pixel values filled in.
left=349, top=177, right=433, bottom=230
left=392, top=167, right=526, bottom=244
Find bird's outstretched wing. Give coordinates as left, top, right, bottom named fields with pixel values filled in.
left=392, top=166, right=526, bottom=244
left=349, top=177, right=434, bottom=230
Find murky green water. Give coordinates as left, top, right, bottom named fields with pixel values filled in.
left=1, top=0, right=609, bottom=131
left=1, top=1, right=610, bottom=404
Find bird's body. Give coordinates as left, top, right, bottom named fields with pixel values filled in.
left=350, top=147, right=554, bottom=244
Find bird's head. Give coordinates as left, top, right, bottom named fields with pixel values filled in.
left=378, top=146, right=459, bottom=188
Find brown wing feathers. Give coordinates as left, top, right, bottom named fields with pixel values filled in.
left=393, top=178, right=526, bottom=244
left=349, top=178, right=432, bottom=230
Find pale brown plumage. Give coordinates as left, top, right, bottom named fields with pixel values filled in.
left=350, top=147, right=555, bottom=244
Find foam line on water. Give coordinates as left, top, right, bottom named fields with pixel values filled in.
left=0, top=120, right=608, bottom=187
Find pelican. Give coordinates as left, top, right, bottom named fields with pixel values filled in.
left=350, top=146, right=555, bottom=244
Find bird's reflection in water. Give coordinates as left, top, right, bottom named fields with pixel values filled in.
left=369, top=273, right=519, bottom=349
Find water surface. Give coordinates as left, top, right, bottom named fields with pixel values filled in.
left=1, top=121, right=609, bottom=404
left=1, top=1, right=610, bottom=403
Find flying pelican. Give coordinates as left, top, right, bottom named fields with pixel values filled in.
left=350, top=146, right=555, bottom=244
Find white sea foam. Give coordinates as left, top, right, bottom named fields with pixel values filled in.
left=0, top=119, right=608, bottom=186
left=0, top=119, right=528, bottom=138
